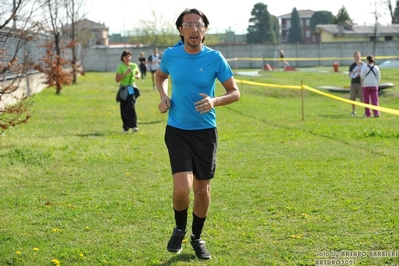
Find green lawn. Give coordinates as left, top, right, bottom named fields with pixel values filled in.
left=1, top=69, right=399, bottom=266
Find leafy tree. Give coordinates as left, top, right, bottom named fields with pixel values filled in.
left=129, top=10, right=224, bottom=46
left=246, top=2, right=277, bottom=44
left=333, top=6, right=352, bottom=24
left=272, top=15, right=280, bottom=41
left=131, top=10, right=177, bottom=47
left=0, top=0, right=42, bottom=132
left=202, top=33, right=224, bottom=46
left=310, top=11, right=335, bottom=30
left=288, top=8, right=303, bottom=42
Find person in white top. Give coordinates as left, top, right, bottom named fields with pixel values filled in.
left=148, top=47, right=160, bottom=90
left=360, top=55, right=381, bottom=118
left=350, top=61, right=364, bottom=79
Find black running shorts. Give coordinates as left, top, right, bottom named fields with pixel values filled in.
left=164, top=125, right=218, bottom=180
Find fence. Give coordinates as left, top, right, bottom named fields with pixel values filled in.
left=0, top=72, right=47, bottom=109
left=82, top=42, right=399, bottom=72
left=1, top=41, right=398, bottom=108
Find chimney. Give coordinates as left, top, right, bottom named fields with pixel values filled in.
left=337, top=24, right=344, bottom=36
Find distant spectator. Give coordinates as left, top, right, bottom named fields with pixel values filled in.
left=138, top=52, right=147, bottom=81
left=148, top=47, right=160, bottom=90
left=360, top=55, right=381, bottom=118
left=277, top=47, right=289, bottom=68
left=348, top=51, right=364, bottom=116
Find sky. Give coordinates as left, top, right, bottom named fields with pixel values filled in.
left=85, top=0, right=391, bottom=35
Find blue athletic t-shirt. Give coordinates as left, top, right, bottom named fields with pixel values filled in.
left=160, top=45, right=233, bottom=130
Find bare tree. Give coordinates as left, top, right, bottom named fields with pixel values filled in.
left=0, top=0, right=43, bottom=132
left=383, top=0, right=399, bottom=23
left=64, top=0, right=86, bottom=84
left=35, top=0, right=72, bottom=94
left=371, top=0, right=387, bottom=54
left=395, top=1, right=399, bottom=23
left=372, top=5, right=380, bottom=55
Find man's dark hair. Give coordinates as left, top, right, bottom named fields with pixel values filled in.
left=175, top=8, right=209, bottom=44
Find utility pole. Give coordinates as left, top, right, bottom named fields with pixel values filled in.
left=371, top=0, right=381, bottom=56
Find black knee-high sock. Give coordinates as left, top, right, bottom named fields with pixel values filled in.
left=174, top=207, right=188, bottom=231
left=191, top=212, right=206, bottom=240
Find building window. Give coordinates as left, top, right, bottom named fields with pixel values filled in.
left=385, top=36, right=393, bottom=41
left=286, top=19, right=291, bottom=29
left=306, top=30, right=311, bottom=38
left=305, top=19, right=310, bottom=26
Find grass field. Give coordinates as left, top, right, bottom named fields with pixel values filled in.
left=1, top=68, right=399, bottom=266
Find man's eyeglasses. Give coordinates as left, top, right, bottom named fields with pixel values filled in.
left=181, top=22, right=205, bottom=29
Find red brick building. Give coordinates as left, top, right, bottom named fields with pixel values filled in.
left=278, top=10, right=315, bottom=43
